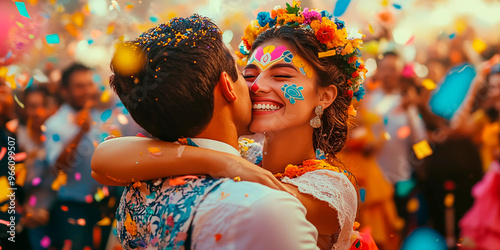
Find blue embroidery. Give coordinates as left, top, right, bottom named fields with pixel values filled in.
left=116, top=177, right=224, bottom=249
left=281, top=84, right=304, bottom=104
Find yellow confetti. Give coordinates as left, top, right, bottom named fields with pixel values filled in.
left=0, top=67, right=8, bottom=78
left=100, top=90, right=111, bottom=103
left=107, top=23, right=115, bottom=34
left=148, top=146, right=161, bottom=155
left=15, top=164, right=27, bottom=186
left=94, top=187, right=105, bottom=202
left=444, top=193, right=455, bottom=208
left=14, top=94, right=25, bottom=108
left=51, top=171, right=67, bottom=191
left=117, top=114, right=129, bottom=125
left=368, top=24, right=374, bottom=34
left=71, top=12, right=85, bottom=27
left=455, top=18, right=467, bottom=35
left=472, top=38, right=487, bottom=54
left=97, top=217, right=112, bottom=226
left=0, top=176, right=10, bottom=203
left=413, top=140, right=433, bottom=160
left=407, top=197, right=419, bottom=213
left=5, top=74, right=16, bottom=89
left=381, top=0, right=389, bottom=6
left=422, top=79, right=436, bottom=90
left=383, top=131, right=391, bottom=141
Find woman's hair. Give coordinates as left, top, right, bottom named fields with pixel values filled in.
left=250, top=27, right=352, bottom=166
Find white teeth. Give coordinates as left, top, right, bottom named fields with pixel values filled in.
left=252, top=103, right=282, bottom=111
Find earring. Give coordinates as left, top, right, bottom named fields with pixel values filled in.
left=310, top=105, right=323, bottom=128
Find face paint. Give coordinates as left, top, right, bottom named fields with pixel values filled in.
left=250, top=75, right=261, bottom=93
left=281, top=84, right=304, bottom=104
left=292, top=56, right=313, bottom=78
left=248, top=45, right=293, bottom=71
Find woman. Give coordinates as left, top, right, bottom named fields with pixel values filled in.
left=93, top=2, right=370, bottom=249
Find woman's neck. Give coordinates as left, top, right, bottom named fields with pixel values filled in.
left=261, top=124, right=316, bottom=174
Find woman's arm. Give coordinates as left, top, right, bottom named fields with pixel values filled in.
left=91, top=137, right=287, bottom=191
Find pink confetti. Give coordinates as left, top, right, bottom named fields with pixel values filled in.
left=0, top=147, right=6, bottom=161
left=14, top=152, right=27, bottom=162
left=40, top=236, right=51, bottom=248
left=85, top=195, right=93, bottom=203
left=102, top=186, right=109, bottom=196
left=29, top=195, right=37, bottom=206
left=75, top=172, right=81, bottom=181
left=32, top=177, right=41, bottom=186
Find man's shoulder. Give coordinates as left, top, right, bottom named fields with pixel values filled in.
left=44, top=104, right=70, bottom=128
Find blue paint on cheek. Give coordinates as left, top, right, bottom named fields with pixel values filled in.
left=281, top=84, right=305, bottom=104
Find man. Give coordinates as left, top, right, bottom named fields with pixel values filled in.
left=94, top=14, right=319, bottom=249
left=44, top=63, right=111, bottom=249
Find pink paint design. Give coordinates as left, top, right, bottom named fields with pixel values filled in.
left=252, top=45, right=289, bottom=70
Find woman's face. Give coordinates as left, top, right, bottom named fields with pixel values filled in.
left=243, top=40, right=321, bottom=133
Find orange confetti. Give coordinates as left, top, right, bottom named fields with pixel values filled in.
left=219, top=192, right=230, bottom=200
left=77, top=218, right=86, bottom=226
left=214, top=233, right=222, bottom=242
left=444, top=193, right=454, bottom=208
left=397, top=126, right=411, bottom=139
left=245, top=194, right=248, bottom=197
left=97, top=217, right=111, bottom=226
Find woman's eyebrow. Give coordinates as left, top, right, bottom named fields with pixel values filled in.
left=244, top=64, right=259, bottom=71
left=268, top=63, right=299, bottom=72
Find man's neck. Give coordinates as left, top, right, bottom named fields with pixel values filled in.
left=195, top=114, right=240, bottom=152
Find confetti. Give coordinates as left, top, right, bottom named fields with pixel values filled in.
left=0, top=176, right=10, bottom=203
left=397, top=126, right=411, bottom=139
left=85, top=195, right=93, bottom=203
left=422, top=79, right=436, bottom=90
left=368, top=24, right=374, bottom=34
left=77, top=218, right=86, bottom=226
left=40, top=236, right=51, bottom=248
left=233, top=176, right=241, bottom=182
left=150, top=16, right=159, bottom=22
left=15, top=1, right=31, bottom=19
left=334, top=0, right=351, bottom=17
left=32, top=177, right=41, bottom=186
left=444, top=193, right=454, bottom=207
left=0, top=147, right=6, bottom=161
left=148, top=146, right=162, bottom=157
left=97, top=217, right=111, bottom=226
left=61, top=205, right=69, bottom=211
left=75, top=172, right=81, bottom=181
left=101, top=109, right=112, bottom=122
left=29, top=195, right=37, bottom=206
left=45, top=34, right=60, bottom=44
left=117, top=114, right=129, bottom=125
left=449, top=33, right=456, bottom=39
left=472, top=38, right=487, bottom=54
left=407, top=197, right=419, bottom=213
left=14, top=94, right=25, bottom=108
left=51, top=171, right=67, bottom=191
left=100, top=90, right=111, bottom=103
left=52, top=134, right=60, bottom=142
left=214, top=234, right=222, bottom=242
left=94, top=187, right=106, bottom=202
left=413, top=140, right=433, bottom=160
left=393, top=3, right=402, bottom=9
left=219, top=192, right=230, bottom=200
left=14, top=152, right=27, bottom=162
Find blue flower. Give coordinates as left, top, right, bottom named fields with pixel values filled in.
left=334, top=18, right=345, bottom=29
left=320, top=10, right=333, bottom=19
left=257, top=11, right=275, bottom=27
left=353, top=85, right=365, bottom=101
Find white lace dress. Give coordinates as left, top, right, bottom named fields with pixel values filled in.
left=239, top=138, right=360, bottom=250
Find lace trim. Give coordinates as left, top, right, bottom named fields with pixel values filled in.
left=281, top=170, right=358, bottom=250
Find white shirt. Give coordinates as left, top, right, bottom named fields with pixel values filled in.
left=189, top=138, right=319, bottom=250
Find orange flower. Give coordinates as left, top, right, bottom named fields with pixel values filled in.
left=271, top=8, right=286, bottom=19
left=315, top=26, right=336, bottom=45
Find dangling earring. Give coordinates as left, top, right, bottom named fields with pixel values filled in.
left=310, top=105, right=323, bottom=128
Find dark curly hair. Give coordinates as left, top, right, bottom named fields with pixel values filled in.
left=250, top=27, right=353, bottom=166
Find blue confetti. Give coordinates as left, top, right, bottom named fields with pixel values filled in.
left=45, top=34, right=60, bottom=44
left=333, top=0, right=351, bottom=17
left=6, top=51, right=12, bottom=60
left=101, top=109, right=112, bottom=122
left=88, top=39, right=94, bottom=45
left=448, top=33, right=456, bottom=39
left=25, top=78, right=33, bottom=90
left=15, top=1, right=31, bottom=19
left=395, top=179, right=416, bottom=198
left=52, top=134, right=60, bottom=142
left=401, top=227, right=447, bottom=250
left=393, top=3, right=402, bottom=9
left=150, top=16, right=159, bottom=22
left=359, top=188, right=366, bottom=202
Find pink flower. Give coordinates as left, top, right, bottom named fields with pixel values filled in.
left=303, top=8, right=322, bottom=25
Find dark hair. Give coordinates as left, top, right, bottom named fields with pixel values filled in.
left=109, top=14, right=238, bottom=141
left=61, top=63, right=91, bottom=88
left=18, top=85, right=51, bottom=125
left=250, top=27, right=352, bottom=166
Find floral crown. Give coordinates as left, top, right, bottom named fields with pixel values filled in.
left=236, top=1, right=367, bottom=101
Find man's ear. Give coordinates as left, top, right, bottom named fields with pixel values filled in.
left=318, top=85, right=337, bottom=109
left=219, top=71, right=237, bottom=102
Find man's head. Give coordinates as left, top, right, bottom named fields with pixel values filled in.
left=61, top=63, right=97, bottom=110
left=109, top=14, right=251, bottom=142
left=377, top=51, right=403, bottom=92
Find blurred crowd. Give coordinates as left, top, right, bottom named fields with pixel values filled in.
left=1, top=0, right=500, bottom=249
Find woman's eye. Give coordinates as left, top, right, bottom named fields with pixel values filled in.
left=273, top=75, right=292, bottom=78
left=243, top=75, right=257, bottom=79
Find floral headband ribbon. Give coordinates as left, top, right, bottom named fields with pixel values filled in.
left=236, top=1, right=367, bottom=103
